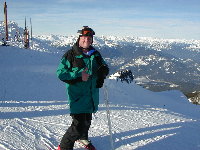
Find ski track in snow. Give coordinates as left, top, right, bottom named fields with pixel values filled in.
left=0, top=100, right=199, bottom=150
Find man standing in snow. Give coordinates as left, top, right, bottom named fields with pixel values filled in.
left=56, top=26, right=109, bottom=150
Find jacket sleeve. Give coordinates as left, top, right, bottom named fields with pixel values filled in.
left=95, top=52, right=109, bottom=77
left=56, top=57, right=83, bottom=84
left=95, top=52, right=109, bottom=88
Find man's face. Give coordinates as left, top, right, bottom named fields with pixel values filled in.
left=79, top=36, right=92, bottom=49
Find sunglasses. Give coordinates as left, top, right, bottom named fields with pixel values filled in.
left=78, top=28, right=95, bottom=36
left=83, top=30, right=92, bottom=35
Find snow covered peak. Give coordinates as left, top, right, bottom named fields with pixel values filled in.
left=0, top=21, right=24, bottom=39
left=1, top=21, right=200, bottom=53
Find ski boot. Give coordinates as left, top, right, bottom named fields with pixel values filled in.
left=56, top=145, right=61, bottom=150
left=56, top=145, right=73, bottom=150
left=77, top=139, right=96, bottom=150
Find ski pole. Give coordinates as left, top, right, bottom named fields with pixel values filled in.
left=103, top=84, right=115, bottom=150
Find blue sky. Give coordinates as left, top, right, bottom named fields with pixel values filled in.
left=1, top=0, right=200, bottom=39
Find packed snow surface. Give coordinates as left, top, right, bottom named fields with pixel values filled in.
left=0, top=46, right=200, bottom=150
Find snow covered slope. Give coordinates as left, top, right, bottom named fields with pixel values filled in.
left=0, top=45, right=200, bottom=150
left=0, top=46, right=64, bottom=101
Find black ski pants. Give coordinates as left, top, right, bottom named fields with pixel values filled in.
left=60, top=113, right=92, bottom=150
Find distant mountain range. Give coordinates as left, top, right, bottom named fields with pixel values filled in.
left=1, top=21, right=200, bottom=97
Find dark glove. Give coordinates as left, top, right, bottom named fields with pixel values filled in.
left=97, top=64, right=109, bottom=79
left=96, top=78, right=104, bottom=88
left=96, top=65, right=109, bottom=88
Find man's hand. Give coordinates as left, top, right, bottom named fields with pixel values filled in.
left=82, top=68, right=90, bottom=81
left=96, top=65, right=109, bottom=88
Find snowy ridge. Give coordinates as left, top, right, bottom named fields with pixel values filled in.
left=1, top=21, right=200, bottom=53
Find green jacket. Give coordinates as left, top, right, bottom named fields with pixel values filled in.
left=56, top=43, right=108, bottom=114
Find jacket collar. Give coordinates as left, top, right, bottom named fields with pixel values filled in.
left=72, top=42, right=96, bottom=56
